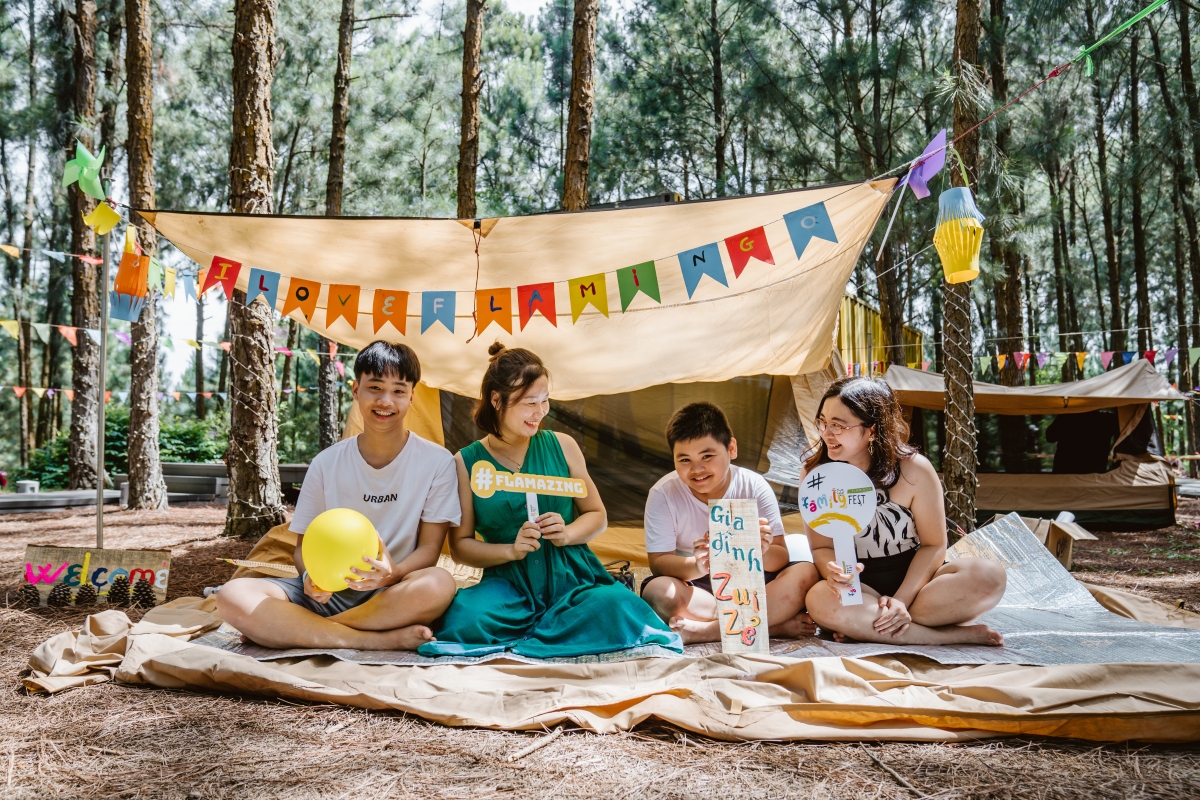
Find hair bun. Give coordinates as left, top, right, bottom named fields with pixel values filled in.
left=488, top=341, right=507, bottom=357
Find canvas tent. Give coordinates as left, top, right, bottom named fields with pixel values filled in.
left=145, top=182, right=889, bottom=524
left=883, top=360, right=1184, bottom=528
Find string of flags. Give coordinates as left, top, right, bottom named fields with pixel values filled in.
left=0, top=383, right=354, bottom=404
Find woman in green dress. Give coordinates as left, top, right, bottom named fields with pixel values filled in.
left=419, top=343, right=682, bottom=658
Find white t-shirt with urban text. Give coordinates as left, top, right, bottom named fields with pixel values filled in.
left=644, top=465, right=786, bottom=556
left=290, top=433, right=462, bottom=564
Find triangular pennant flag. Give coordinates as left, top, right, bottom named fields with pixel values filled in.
left=330, top=342, right=338, bottom=357
left=306, top=349, right=320, bottom=364
left=921, top=361, right=931, bottom=371
left=82, top=201, right=121, bottom=235
left=1013, top=353, right=1027, bottom=370
left=46, top=388, right=55, bottom=398
left=181, top=272, right=198, bottom=303
left=164, top=267, right=176, bottom=299
left=1, top=244, right=20, bottom=258
left=13, top=387, right=26, bottom=397
left=335, top=362, right=345, bottom=378
left=112, top=331, right=131, bottom=345
left=1122, top=351, right=1137, bottom=366
left=568, top=273, right=610, bottom=322
left=115, top=390, right=128, bottom=402
left=201, top=256, right=242, bottom=300
left=78, top=254, right=102, bottom=266
left=247, top=268, right=282, bottom=310
left=186, top=392, right=196, bottom=401
left=184, top=339, right=201, bottom=349
left=1101, top=351, right=1114, bottom=369
left=65, top=389, right=74, bottom=401
left=1189, top=347, right=1200, bottom=366
left=30, top=388, right=45, bottom=398
left=1036, top=353, right=1049, bottom=369
left=327, top=284, right=361, bottom=328
left=58, top=326, right=78, bottom=346
left=1145, top=350, right=1158, bottom=363
left=616, top=262, right=661, bottom=311
left=723, top=227, right=775, bottom=278
left=475, top=288, right=513, bottom=335
left=782, top=202, right=838, bottom=261
left=202, top=392, right=212, bottom=398
left=372, top=290, right=409, bottom=335
left=171, top=391, right=180, bottom=401
left=677, top=243, right=727, bottom=298
left=220, top=341, right=231, bottom=352
left=907, top=362, right=918, bottom=369
left=42, top=249, right=66, bottom=262
left=996, top=354, right=1007, bottom=370
left=0, top=320, right=17, bottom=339
left=517, top=283, right=557, bottom=329
left=1076, top=352, right=1087, bottom=371
left=85, top=328, right=101, bottom=344
left=104, top=391, right=112, bottom=403
left=281, top=277, right=322, bottom=322
left=1165, top=348, right=1179, bottom=366
left=420, top=291, right=456, bottom=334
left=30, top=323, right=50, bottom=343
left=148, top=257, right=163, bottom=290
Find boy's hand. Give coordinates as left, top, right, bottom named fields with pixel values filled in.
left=302, top=572, right=333, bottom=605
left=692, top=532, right=711, bottom=576
left=536, top=512, right=568, bottom=546
left=347, top=542, right=396, bottom=591
left=509, top=522, right=543, bottom=561
left=759, top=518, right=775, bottom=555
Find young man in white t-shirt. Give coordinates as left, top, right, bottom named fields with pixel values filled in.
left=641, top=402, right=820, bottom=644
left=216, top=341, right=461, bottom=651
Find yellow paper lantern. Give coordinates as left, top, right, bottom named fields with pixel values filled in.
left=300, top=508, right=381, bottom=592
left=932, top=186, right=985, bottom=284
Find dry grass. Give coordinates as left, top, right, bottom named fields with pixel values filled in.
left=3, top=505, right=1200, bottom=798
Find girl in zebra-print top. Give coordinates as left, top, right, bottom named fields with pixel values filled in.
left=798, top=376, right=1007, bottom=647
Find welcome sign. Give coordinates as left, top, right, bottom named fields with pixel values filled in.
left=708, top=498, right=770, bottom=655
left=22, top=546, right=171, bottom=606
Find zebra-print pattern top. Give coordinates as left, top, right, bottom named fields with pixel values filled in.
left=855, top=487, right=919, bottom=559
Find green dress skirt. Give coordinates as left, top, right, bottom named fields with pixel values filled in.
left=419, top=430, right=682, bottom=658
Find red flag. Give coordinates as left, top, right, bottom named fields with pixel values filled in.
left=517, top=283, right=557, bottom=329
left=1145, top=350, right=1158, bottom=363
left=104, top=391, right=112, bottom=403
left=12, top=387, right=25, bottom=398
left=77, top=255, right=102, bottom=266
left=220, top=341, right=231, bottom=352
left=65, top=389, right=75, bottom=401
left=724, top=226, right=775, bottom=278
left=201, top=256, right=242, bottom=300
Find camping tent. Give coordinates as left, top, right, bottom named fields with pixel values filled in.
left=883, top=360, right=1184, bottom=528
left=145, top=181, right=891, bottom=524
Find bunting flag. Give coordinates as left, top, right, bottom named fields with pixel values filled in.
left=421, top=290, right=456, bottom=333
left=78, top=255, right=103, bottom=266
left=1190, top=347, right=1200, bottom=366
left=1145, top=350, right=1158, bottom=363
left=181, top=272, right=198, bottom=303
left=58, top=326, right=77, bottom=346
left=1075, top=352, right=1087, bottom=371
left=164, top=267, right=176, bottom=299
left=247, top=268, right=281, bottom=310
left=200, top=256, right=242, bottom=300
left=43, top=250, right=65, bottom=261
left=569, top=274, right=609, bottom=322
left=1, top=320, right=18, bottom=339
left=1122, top=351, right=1137, bottom=366
left=335, top=362, right=345, bottom=378
left=372, top=290, right=408, bottom=335
left=281, top=277, right=322, bottom=322
left=677, top=243, right=727, bottom=298
left=13, top=387, right=26, bottom=397
left=615, top=262, right=660, bottom=311
left=306, top=349, right=320, bottom=364
left=898, top=129, right=947, bottom=200
left=1036, top=353, right=1049, bottom=369
left=202, top=392, right=212, bottom=398
left=220, top=341, right=231, bottom=352
left=112, top=331, right=132, bottom=345
left=82, top=202, right=121, bottom=235
left=115, top=391, right=128, bottom=402
left=0, top=244, right=18, bottom=258
left=517, top=283, right=556, bottom=329
left=1101, top=351, right=1114, bottom=369
left=921, top=361, right=931, bottom=371
left=1165, top=348, right=1180, bottom=366
left=31, top=388, right=45, bottom=398
left=172, top=391, right=180, bottom=401
left=782, top=202, right=837, bottom=260
left=65, top=389, right=74, bottom=401
left=327, top=284, right=361, bottom=328
left=476, top=288, right=513, bottom=335
left=148, top=257, right=164, bottom=290
left=184, top=339, right=201, bottom=349
left=186, top=392, right=196, bottom=401
left=996, top=354, right=1007, bottom=370
left=724, top=227, right=774, bottom=278
left=274, top=346, right=292, bottom=357
left=30, top=323, right=50, bottom=343
left=104, top=391, right=112, bottom=403
left=1013, top=352, right=1028, bottom=370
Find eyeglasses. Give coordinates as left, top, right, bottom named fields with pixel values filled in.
left=816, top=419, right=863, bottom=436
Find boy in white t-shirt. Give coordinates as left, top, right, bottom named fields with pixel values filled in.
left=216, top=341, right=461, bottom=651
left=641, top=402, right=820, bottom=644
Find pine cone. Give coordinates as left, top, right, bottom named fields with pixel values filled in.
left=106, top=575, right=131, bottom=607
left=47, top=583, right=73, bottom=608
left=130, top=578, right=156, bottom=608
left=74, top=584, right=98, bottom=607
left=17, top=583, right=41, bottom=607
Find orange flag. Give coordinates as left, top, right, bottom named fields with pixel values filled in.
left=200, top=256, right=241, bottom=300
left=476, top=288, right=513, bottom=335
left=12, top=387, right=25, bottom=398
left=58, top=326, right=78, bottom=346
left=373, top=290, right=408, bottom=335
left=326, top=284, right=361, bottom=328
left=281, top=277, right=322, bottom=322
left=724, top=226, right=775, bottom=278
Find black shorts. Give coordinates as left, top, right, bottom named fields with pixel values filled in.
left=858, top=549, right=918, bottom=597
left=639, top=565, right=803, bottom=596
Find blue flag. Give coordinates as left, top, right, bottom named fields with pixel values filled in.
left=246, top=268, right=281, bottom=311
left=677, top=242, right=727, bottom=298
left=421, top=290, right=456, bottom=333
left=181, top=272, right=198, bottom=303
left=783, top=202, right=838, bottom=261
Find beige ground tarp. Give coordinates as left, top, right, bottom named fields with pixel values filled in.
left=882, top=360, right=1184, bottom=414
left=975, top=455, right=1175, bottom=513
left=141, top=182, right=893, bottom=400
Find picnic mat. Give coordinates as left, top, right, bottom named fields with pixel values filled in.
left=23, top=514, right=1200, bottom=742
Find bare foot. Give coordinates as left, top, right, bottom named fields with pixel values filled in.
left=770, top=612, right=818, bottom=639
left=669, top=616, right=719, bottom=645
left=956, top=624, right=1004, bottom=647
left=370, top=624, right=435, bottom=651
left=831, top=630, right=856, bottom=643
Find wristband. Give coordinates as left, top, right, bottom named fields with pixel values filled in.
left=301, top=569, right=309, bottom=585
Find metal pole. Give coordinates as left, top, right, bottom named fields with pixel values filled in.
left=96, top=229, right=110, bottom=549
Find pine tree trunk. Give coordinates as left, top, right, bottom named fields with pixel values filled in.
left=125, top=0, right=166, bottom=509
left=98, top=0, right=122, bottom=161
left=562, top=0, right=598, bottom=210
left=1129, top=32, right=1151, bottom=354
left=456, top=0, right=486, bottom=219
left=18, top=0, right=38, bottom=465
left=318, top=336, right=339, bottom=450
left=225, top=0, right=285, bottom=539
left=944, top=0, right=980, bottom=535
left=68, top=0, right=102, bottom=490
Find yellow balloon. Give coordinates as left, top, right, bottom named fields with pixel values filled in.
left=300, top=508, right=381, bottom=592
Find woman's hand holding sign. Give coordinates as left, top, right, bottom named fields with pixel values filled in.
left=823, top=558, right=864, bottom=599
left=535, top=512, right=569, bottom=546
left=509, top=521, right=543, bottom=561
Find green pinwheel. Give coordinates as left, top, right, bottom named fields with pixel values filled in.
left=61, top=141, right=107, bottom=200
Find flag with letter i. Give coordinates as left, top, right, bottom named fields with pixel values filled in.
left=616, top=262, right=661, bottom=311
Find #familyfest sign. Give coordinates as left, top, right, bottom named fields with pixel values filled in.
left=469, top=460, right=587, bottom=523
left=798, top=462, right=877, bottom=606
left=22, top=546, right=171, bottom=606
left=708, top=498, right=769, bottom=655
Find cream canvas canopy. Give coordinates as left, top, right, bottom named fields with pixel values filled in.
left=882, top=359, right=1184, bottom=415
left=141, top=180, right=893, bottom=400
